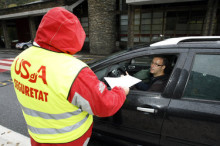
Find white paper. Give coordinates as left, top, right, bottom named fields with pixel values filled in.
left=104, top=75, right=141, bottom=89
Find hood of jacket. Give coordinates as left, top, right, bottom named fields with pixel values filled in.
left=34, top=7, right=85, bottom=55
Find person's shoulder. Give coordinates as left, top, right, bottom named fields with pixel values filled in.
left=162, top=74, right=169, bottom=80
left=153, top=74, right=169, bottom=83
left=159, top=75, right=169, bottom=83
left=78, top=67, right=92, bottom=75
left=155, top=74, right=168, bottom=80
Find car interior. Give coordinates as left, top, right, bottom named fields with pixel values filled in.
left=95, top=54, right=178, bottom=92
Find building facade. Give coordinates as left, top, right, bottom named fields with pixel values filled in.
left=0, top=0, right=219, bottom=54
left=125, top=0, right=219, bottom=48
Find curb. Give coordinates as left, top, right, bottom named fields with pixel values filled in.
left=0, top=125, right=31, bottom=146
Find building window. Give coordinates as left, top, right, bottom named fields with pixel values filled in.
left=165, top=10, right=205, bottom=37
left=120, top=9, right=164, bottom=43
left=188, top=11, right=204, bottom=35
left=134, top=9, right=140, bottom=42
left=119, top=2, right=209, bottom=44
left=120, top=14, right=128, bottom=42
left=151, top=11, right=163, bottom=42
left=183, top=54, right=220, bottom=101
left=140, top=12, right=151, bottom=43
left=80, top=17, right=89, bottom=42
left=214, top=10, right=220, bottom=35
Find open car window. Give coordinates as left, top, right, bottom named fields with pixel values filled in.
left=95, top=54, right=178, bottom=93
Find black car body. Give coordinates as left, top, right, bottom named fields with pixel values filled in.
left=90, top=36, right=220, bottom=146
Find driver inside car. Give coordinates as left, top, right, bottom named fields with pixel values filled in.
left=133, top=56, right=170, bottom=92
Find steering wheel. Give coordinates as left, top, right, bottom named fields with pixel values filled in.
left=108, top=66, right=127, bottom=77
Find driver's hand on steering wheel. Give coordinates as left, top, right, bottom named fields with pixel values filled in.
left=121, top=71, right=129, bottom=77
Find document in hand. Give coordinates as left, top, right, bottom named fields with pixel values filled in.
left=104, top=75, right=141, bottom=89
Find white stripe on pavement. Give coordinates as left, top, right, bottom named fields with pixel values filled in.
left=0, top=60, right=13, bottom=64
left=0, top=125, right=31, bottom=146
left=5, top=58, right=15, bottom=61
left=0, top=65, right=11, bottom=70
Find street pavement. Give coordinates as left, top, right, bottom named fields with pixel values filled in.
left=0, top=48, right=105, bottom=145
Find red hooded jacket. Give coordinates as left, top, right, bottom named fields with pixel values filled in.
left=31, top=7, right=126, bottom=145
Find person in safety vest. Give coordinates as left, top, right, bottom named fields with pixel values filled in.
left=11, top=7, right=129, bottom=146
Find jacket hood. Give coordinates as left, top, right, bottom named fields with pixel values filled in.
left=34, top=7, right=85, bottom=55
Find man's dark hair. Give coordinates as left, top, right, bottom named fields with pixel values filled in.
left=153, top=55, right=171, bottom=74
left=153, top=55, right=168, bottom=66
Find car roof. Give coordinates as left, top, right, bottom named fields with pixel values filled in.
left=90, top=37, right=220, bottom=68
left=150, top=36, right=220, bottom=48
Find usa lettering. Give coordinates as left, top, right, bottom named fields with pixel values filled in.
left=15, top=58, right=47, bottom=85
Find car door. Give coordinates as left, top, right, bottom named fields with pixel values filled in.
left=160, top=49, right=220, bottom=146
left=92, top=48, right=188, bottom=145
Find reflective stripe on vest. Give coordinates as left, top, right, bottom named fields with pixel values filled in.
left=21, top=104, right=82, bottom=120
left=11, top=46, right=93, bottom=143
left=27, top=114, right=89, bottom=134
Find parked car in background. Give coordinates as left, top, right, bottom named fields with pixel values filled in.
left=11, top=40, right=19, bottom=48
left=15, top=40, right=32, bottom=50
left=90, top=36, right=220, bottom=146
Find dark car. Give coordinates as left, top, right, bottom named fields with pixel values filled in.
left=89, top=36, right=220, bottom=146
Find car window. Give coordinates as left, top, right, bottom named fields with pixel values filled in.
left=131, top=56, right=152, bottom=66
left=95, top=54, right=177, bottom=93
left=183, top=54, right=220, bottom=101
left=128, top=56, right=152, bottom=78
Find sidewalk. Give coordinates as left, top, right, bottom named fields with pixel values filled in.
left=0, top=125, right=31, bottom=146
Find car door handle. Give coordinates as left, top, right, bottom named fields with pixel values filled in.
left=137, top=107, right=156, bottom=113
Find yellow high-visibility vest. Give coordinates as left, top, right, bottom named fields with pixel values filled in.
left=11, top=46, right=93, bottom=143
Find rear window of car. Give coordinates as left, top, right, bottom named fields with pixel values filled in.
left=183, top=54, right=220, bottom=101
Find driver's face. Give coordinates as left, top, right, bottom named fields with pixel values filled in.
left=150, top=57, right=165, bottom=77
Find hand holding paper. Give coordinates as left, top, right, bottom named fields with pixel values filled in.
left=104, top=75, right=141, bottom=89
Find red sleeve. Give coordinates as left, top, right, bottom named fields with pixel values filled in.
left=68, top=67, right=126, bottom=117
